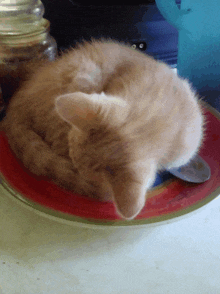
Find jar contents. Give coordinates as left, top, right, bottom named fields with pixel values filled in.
left=0, top=0, right=57, bottom=121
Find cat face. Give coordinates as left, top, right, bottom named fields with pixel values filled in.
left=55, top=91, right=151, bottom=219
left=67, top=124, right=117, bottom=202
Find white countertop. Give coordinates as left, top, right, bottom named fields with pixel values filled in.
left=0, top=187, right=220, bottom=294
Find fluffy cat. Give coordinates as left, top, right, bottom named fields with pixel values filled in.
left=2, top=39, right=204, bottom=220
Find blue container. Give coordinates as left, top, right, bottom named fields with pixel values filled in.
left=156, top=0, right=220, bottom=111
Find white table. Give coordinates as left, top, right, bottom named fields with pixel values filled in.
left=0, top=185, right=220, bottom=294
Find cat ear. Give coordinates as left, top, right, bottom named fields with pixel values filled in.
left=111, top=161, right=157, bottom=220
left=55, top=92, right=98, bottom=130
left=110, top=179, right=146, bottom=220
left=55, top=92, right=127, bottom=130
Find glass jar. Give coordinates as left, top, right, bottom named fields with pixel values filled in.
left=0, top=0, right=57, bottom=118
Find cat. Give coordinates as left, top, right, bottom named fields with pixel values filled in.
left=1, top=39, right=205, bottom=220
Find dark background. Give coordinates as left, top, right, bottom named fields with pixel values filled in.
left=0, top=1, right=180, bottom=121
left=41, top=0, right=180, bottom=67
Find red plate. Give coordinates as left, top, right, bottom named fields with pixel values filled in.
left=0, top=102, right=220, bottom=227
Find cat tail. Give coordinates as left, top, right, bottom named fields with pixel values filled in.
left=110, top=159, right=158, bottom=220
left=4, top=122, right=82, bottom=192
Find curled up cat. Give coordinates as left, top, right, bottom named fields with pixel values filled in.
left=1, top=39, right=204, bottom=220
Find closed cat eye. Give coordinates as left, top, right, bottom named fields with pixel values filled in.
left=106, top=165, right=115, bottom=176
left=89, top=128, right=97, bottom=137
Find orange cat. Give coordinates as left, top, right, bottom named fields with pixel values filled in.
left=2, top=39, right=204, bottom=219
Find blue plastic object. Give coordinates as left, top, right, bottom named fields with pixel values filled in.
left=155, top=0, right=220, bottom=111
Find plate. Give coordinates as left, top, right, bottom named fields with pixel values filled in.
left=0, top=102, right=220, bottom=228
